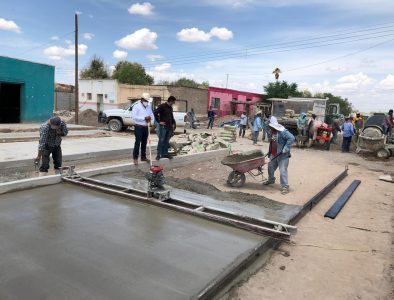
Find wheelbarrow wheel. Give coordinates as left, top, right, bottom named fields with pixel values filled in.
left=227, top=171, right=246, bottom=187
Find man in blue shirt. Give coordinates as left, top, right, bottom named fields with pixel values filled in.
left=252, top=111, right=262, bottom=145
left=263, top=116, right=295, bottom=195
left=341, top=117, right=355, bottom=153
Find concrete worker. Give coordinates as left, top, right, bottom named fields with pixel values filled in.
left=330, top=117, right=341, bottom=145
left=382, top=109, right=393, bottom=136
left=262, top=112, right=271, bottom=142
left=154, top=96, right=177, bottom=160
left=353, top=112, right=364, bottom=141
left=263, top=116, right=295, bottom=195
left=297, top=112, right=308, bottom=137
left=35, top=116, right=68, bottom=176
left=252, top=111, right=263, bottom=145
left=131, top=93, right=154, bottom=165
left=207, top=106, right=215, bottom=129
left=308, top=113, right=317, bottom=139
left=187, top=108, right=196, bottom=129
left=239, top=111, right=247, bottom=138
left=341, top=116, right=355, bottom=153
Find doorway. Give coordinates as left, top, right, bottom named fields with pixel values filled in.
left=0, top=82, right=22, bottom=123
left=97, top=94, right=104, bottom=112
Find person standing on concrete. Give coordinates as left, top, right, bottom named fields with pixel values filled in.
left=131, top=93, right=154, bottom=165
left=252, top=111, right=262, bottom=145
left=263, top=116, right=295, bottom=195
left=239, top=111, right=247, bottom=137
left=207, top=106, right=215, bottom=129
left=35, top=116, right=68, bottom=176
left=341, top=117, right=355, bottom=153
left=154, top=96, right=176, bottom=160
left=382, top=109, right=393, bottom=137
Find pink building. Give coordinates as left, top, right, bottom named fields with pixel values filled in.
left=207, top=87, right=264, bottom=117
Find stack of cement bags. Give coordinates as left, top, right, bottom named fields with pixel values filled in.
left=219, top=125, right=237, bottom=142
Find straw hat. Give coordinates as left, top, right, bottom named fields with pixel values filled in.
left=141, top=92, right=153, bottom=102
left=268, top=116, right=285, bottom=131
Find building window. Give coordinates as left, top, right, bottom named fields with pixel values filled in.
left=105, top=94, right=108, bottom=99
left=87, top=93, right=92, bottom=100
left=212, top=97, right=220, bottom=108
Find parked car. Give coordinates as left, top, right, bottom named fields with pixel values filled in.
left=99, top=102, right=187, bottom=132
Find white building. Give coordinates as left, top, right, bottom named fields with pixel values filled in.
left=79, top=79, right=118, bottom=112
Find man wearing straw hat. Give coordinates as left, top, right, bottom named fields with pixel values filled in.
left=131, top=92, right=154, bottom=165
left=263, top=116, right=295, bottom=195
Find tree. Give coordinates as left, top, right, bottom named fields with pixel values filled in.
left=272, top=68, right=282, bottom=81
left=314, top=92, right=353, bottom=116
left=301, top=89, right=312, bottom=98
left=80, top=55, right=110, bottom=79
left=264, top=81, right=302, bottom=99
left=157, top=77, right=209, bottom=89
left=112, top=61, right=154, bottom=85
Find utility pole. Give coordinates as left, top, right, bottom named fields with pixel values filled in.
left=225, top=73, right=229, bottom=90
left=74, top=13, right=79, bottom=124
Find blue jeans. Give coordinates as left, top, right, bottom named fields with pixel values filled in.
left=133, top=126, right=148, bottom=160
left=267, top=156, right=289, bottom=189
left=207, top=117, right=214, bottom=129
left=253, top=131, right=259, bottom=144
left=39, top=146, right=62, bottom=172
left=342, top=136, right=352, bottom=152
left=157, top=126, right=171, bottom=159
left=331, top=131, right=338, bottom=144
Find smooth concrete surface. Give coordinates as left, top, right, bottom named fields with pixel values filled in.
left=0, top=130, right=108, bottom=142
left=0, top=183, right=263, bottom=300
left=0, top=123, right=97, bottom=132
left=94, top=173, right=300, bottom=223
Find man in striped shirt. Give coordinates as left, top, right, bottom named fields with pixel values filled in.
left=35, top=116, right=68, bottom=176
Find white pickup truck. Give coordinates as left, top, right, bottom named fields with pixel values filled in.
left=98, top=102, right=187, bottom=132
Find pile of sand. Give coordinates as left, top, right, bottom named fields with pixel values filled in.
left=68, top=109, right=102, bottom=127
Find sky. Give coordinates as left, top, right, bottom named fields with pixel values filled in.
left=1, top=0, right=394, bottom=112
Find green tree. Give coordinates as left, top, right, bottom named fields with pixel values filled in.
left=80, top=55, right=110, bottom=79
left=264, top=81, right=302, bottom=99
left=157, top=77, right=209, bottom=89
left=112, top=61, right=154, bottom=85
left=314, top=92, right=353, bottom=116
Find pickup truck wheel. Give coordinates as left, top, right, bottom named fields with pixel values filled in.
left=108, top=119, right=123, bottom=132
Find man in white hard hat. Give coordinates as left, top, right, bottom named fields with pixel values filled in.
left=263, top=116, right=295, bottom=194
left=131, top=92, right=154, bottom=165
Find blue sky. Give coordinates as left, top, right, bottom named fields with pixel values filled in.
left=1, top=0, right=394, bottom=112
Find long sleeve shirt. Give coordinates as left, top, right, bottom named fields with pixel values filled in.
left=131, top=101, right=154, bottom=126
left=341, top=122, right=355, bottom=137
left=382, top=115, right=394, bottom=128
left=38, top=120, right=68, bottom=151
left=208, top=110, right=215, bottom=119
left=252, top=116, right=262, bottom=131
left=240, top=114, right=247, bottom=125
left=154, top=103, right=176, bottom=128
left=268, top=129, right=295, bottom=160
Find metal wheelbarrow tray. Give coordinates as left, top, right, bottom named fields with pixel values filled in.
left=221, top=150, right=266, bottom=187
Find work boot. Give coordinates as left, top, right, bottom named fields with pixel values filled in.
left=39, top=172, right=48, bottom=177
left=263, top=179, right=275, bottom=185
left=55, top=169, right=61, bottom=175
left=281, top=187, right=290, bottom=195
left=141, top=157, right=150, bottom=163
left=133, top=159, right=138, bottom=165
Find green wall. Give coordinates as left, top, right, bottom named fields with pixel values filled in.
left=0, top=56, right=54, bottom=122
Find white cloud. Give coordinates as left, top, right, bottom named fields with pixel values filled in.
left=128, top=2, right=154, bottom=16
left=379, top=74, right=394, bottom=90
left=177, top=28, right=211, bottom=42
left=83, top=33, right=95, bottom=40
left=154, top=63, right=171, bottom=72
left=177, top=27, right=233, bottom=42
left=146, top=54, right=164, bottom=61
left=335, top=72, right=375, bottom=92
left=209, top=27, right=233, bottom=40
left=113, top=49, right=128, bottom=60
left=325, top=66, right=347, bottom=73
left=43, top=44, right=88, bottom=60
left=115, top=28, right=158, bottom=50
left=0, top=18, right=21, bottom=33
left=65, top=39, right=72, bottom=45
left=50, top=35, right=60, bottom=41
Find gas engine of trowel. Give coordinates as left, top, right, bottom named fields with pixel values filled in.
left=145, top=165, right=170, bottom=200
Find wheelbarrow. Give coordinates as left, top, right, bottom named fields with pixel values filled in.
left=221, top=150, right=266, bottom=187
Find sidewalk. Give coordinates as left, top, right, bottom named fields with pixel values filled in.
left=0, top=130, right=110, bottom=143
left=0, top=123, right=98, bottom=133
left=0, top=136, right=159, bottom=170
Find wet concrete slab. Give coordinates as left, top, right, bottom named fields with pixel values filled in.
left=0, top=183, right=264, bottom=300
left=94, top=172, right=301, bottom=223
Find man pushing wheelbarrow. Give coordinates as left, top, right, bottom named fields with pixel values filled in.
left=222, top=116, right=295, bottom=195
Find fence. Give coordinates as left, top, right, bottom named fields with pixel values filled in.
left=54, top=92, right=75, bottom=111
